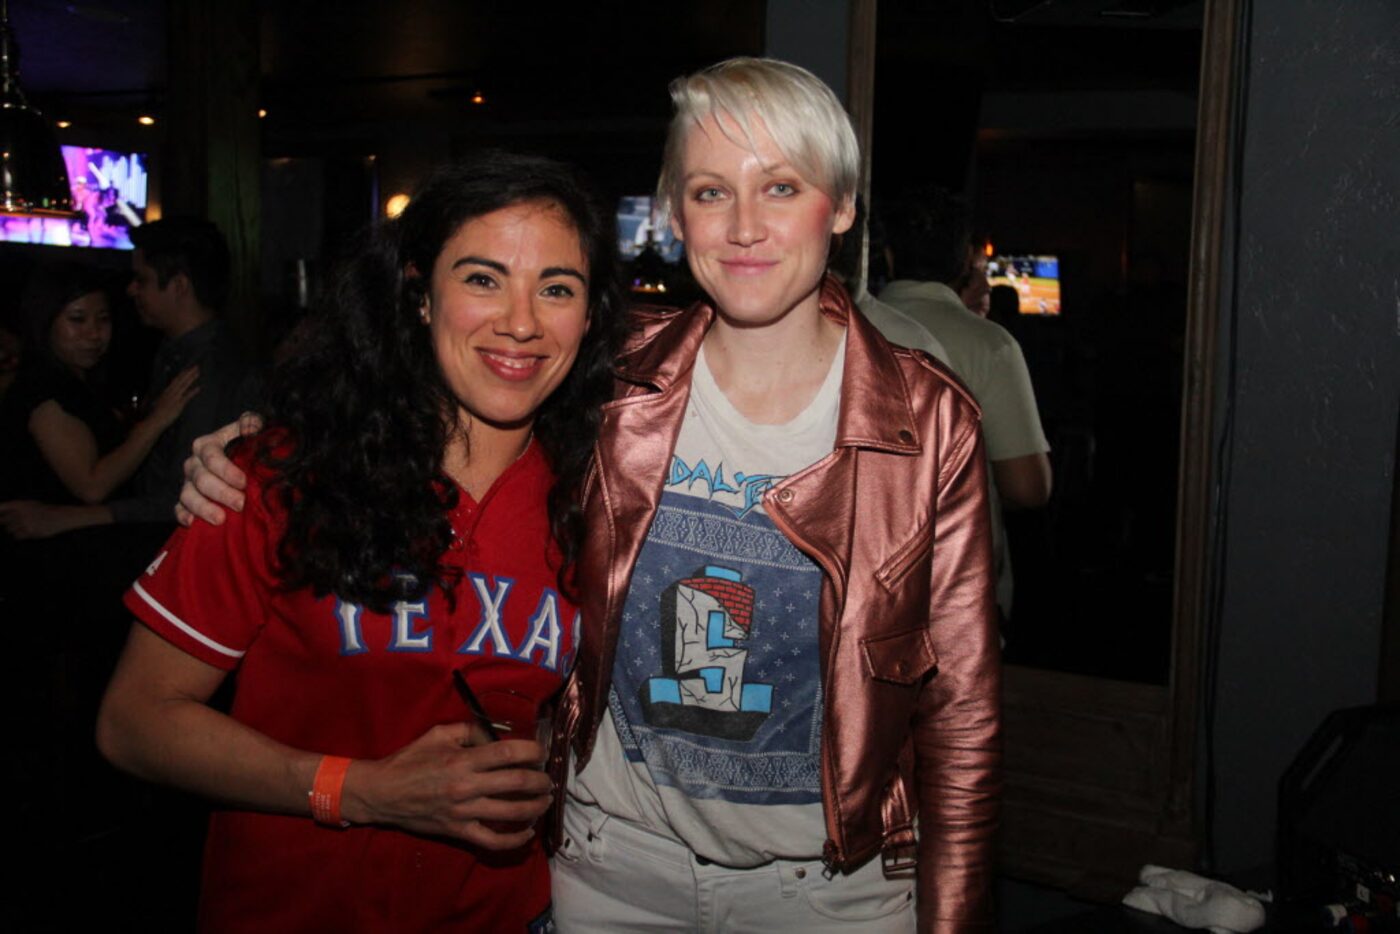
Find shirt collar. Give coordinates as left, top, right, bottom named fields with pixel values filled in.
left=880, top=278, right=965, bottom=307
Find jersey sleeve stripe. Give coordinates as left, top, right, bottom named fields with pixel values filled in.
left=131, top=580, right=247, bottom=660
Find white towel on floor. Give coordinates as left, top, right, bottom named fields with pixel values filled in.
left=1121, top=864, right=1267, bottom=933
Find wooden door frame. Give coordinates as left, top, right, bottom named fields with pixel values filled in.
left=998, top=0, right=1244, bottom=898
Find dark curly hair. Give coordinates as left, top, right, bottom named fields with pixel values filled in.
left=255, top=152, right=626, bottom=612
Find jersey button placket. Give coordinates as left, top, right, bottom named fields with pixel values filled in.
left=448, top=500, right=475, bottom=558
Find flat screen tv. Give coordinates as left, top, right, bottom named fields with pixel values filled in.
left=988, top=254, right=1061, bottom=315
left=0, top=145, right=149, bottom=250
left=616, top=195, right=684, bottom=264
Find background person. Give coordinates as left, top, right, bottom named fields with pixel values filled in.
left=878, top=187, right=1052, bottom=621
left=829, top=196, right=951, bottom=364
left=97, top=153, right=625, bottom=931
left=114, top=217, right=252, bottom=523
left=957, top=244, right=992, bottom=318
left=0, top=263, right=198, bottom=526
left=1, top=219, right=252, bottom=540
left=0, top=263, right=199, bottom=907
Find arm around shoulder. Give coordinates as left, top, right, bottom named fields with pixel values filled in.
left=174, top=415, right=263, bottom=526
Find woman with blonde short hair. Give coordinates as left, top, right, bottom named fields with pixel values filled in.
left=550, top=58, right=999, bottom=932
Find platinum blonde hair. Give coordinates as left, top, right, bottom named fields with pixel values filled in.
left=656, top=57, right=860, bottom=221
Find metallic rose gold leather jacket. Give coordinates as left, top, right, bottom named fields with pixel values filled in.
left=547, top=277, right=1001, bottom=932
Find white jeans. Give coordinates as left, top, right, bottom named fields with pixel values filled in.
left=551, top=801, right=915, bottom=933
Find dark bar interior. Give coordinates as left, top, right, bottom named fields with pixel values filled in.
left=2, top=1, right=1395, bottom=930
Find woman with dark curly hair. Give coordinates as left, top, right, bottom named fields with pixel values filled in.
left=96, top=151, right=625, bottom=931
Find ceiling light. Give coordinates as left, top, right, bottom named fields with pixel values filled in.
left=0, top=3, right=77, bottom=216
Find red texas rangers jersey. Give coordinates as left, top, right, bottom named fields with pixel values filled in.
left=125, top=439, right=573, bottom=933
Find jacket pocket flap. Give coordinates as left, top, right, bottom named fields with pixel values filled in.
left=862, top=628, right=938, bottom=685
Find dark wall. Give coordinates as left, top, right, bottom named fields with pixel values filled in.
left=1212, top=0, right=1400, bottom=872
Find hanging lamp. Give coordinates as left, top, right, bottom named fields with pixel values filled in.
left=0, top=0, right=75, bottom=216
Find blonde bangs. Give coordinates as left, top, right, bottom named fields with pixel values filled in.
left=656, top=57, right=859, bottom=222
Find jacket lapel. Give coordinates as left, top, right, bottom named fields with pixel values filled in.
left=577, top=304, right=713, bottom=752
left=764, top=278, right=924, bottom=651
left=600, top=302, right=714, bottom=549
left=823, top=276, right=923, bottom=454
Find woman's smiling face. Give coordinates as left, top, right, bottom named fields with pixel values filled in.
left=670, top=112, right=854, bottom=327
left=423, top=199, right=590, bottom=434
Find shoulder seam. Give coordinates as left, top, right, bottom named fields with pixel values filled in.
left=895, top=346, right=981, bottom=412
left=937, top=420, right=981, bottom=492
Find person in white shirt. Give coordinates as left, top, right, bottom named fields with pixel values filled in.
left=878, top=187, right=1052, bottom=617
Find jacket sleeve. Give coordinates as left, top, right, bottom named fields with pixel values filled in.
left=914, top=411, right=1001, bottom=932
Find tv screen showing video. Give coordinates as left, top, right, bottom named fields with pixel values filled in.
left=0, top=145, right=149, bottom=250
left=616, top=195, right=684, bottom=264
left=988, top=254, right=1061, bottom=315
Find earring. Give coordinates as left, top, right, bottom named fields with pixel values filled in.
left=419, top=304, right=430, bottom=324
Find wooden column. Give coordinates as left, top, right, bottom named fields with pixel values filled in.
left=846, top=0, right=877, bottom=294
left=164, top=0, right=260, bottom=349
left=765, top=0, right=878, bottom=295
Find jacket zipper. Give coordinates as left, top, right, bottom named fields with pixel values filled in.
left=822, top=839, right=841, bottom=878
left=764, top=483, right=849, bottom=874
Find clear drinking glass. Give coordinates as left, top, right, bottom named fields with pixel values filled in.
left=453, top=671, right=553, bottom=834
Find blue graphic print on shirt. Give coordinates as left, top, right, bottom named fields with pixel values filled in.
left=608, top=456, right=825, bottom=806
left=667, top=454, right=778, bottom=520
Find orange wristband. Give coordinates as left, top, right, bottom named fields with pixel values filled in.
left=309, top=755, right=353, bottom=828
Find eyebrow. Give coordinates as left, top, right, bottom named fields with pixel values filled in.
left=542, top=266, right=588, bottom=285
left=682, top=161, right=790, bottom=184
left=451, top=256, right=587, bottom=285
left=451, top=256, right=507, bottom=274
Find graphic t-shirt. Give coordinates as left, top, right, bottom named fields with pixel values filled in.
left=572, top=336, right=844, bottom=865
left=124, top=440, right=571, bottom=934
